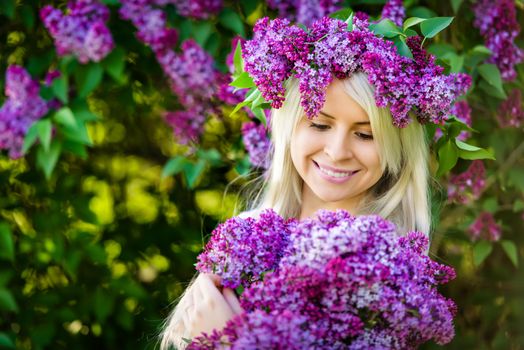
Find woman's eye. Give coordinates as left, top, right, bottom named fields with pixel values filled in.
left=356, top=132, right=373, bottom=140
left=309, top=122, right=330, bottom=130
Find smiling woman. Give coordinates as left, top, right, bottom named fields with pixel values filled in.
left=253, top=73, right=430, bottom=233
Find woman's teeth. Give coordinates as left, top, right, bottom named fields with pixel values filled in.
left=318, top=166, right=352, bottom=178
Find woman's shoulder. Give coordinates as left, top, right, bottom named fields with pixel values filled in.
left=235, top=209, right=263, bottom=219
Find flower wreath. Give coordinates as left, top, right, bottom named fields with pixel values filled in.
left=231, top=12, right=471, bottom=128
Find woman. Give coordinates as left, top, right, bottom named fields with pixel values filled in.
left=160, top=14, right=468, bottom=349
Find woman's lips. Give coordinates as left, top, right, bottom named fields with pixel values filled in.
left=313, top=161, right=359, bottom=184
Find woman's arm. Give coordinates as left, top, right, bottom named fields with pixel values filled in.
left=160, top=273, right=243, bottom=350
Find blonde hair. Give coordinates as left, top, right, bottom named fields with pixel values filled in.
left=250, top=73, right=431, bottom=233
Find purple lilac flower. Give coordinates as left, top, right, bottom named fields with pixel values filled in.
left=0, top=66, right=49, bottom=159
left=381, top=0, right=405, bottom=27
left=189, top=310, right=316, bottom=350
left=497, top=89, right=524, bottom=128
left=266, top=0, right=343, bottom=27
left=469, top=212, right=502, bottom=242
left=119, top=0, right=178, bottom=54
left=166, top=0, right=223, bottom=19
left=157, top=40, right=217, bottom=109
left=242, top=17, right=471, bottom=126
left=193, top=211, right=457, bottom=348
left=40, top=0, right=114, bottom=63
left=473, top=0, right=524, bottom=81
left=447, top=160, right=486, bottom=204
left=164, top=107, right=207, bottom=145
left=241, top=121, right=272, bottom=169
left=196, top=209, right=293, bottom=288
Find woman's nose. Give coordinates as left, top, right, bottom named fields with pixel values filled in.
left=323, top=132, right=353, bottom=162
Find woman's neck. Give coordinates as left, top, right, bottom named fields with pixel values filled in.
left=298, top=185, right=363, bottom=220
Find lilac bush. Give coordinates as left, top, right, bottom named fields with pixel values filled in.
left=497, top=89, right=524, bottom=128
left=192, top=210, right=457, bottom=348
left=40, top=0, right=114, bottom=63
left=469, top=212, right=502, bottom=242
left=447, top=160, right=486, bottom=204
left=0, top=66, right=50, bottom=159
left=266, top=0, right=343, bottom=26
left=241, top=121, right=271, bottom=169
left=473, top=0, right=524, bottom=81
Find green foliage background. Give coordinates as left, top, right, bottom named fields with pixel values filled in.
left=0, top=0, right=523, bottom=349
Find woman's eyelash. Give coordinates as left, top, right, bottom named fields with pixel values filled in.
left=309, top=122, right=330, bottom=130
left=356, top=132, right=373, bottom=140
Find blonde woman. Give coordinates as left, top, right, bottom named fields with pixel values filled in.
left=160, top=14, right=469, bottom=349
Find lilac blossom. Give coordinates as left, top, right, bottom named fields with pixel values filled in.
left=469, top=212, right=502, bottom=242
left=241, top=121, right=272, bottom=169
left=241, top=16, right=471, bottom=127
left=196, top=209, right=293, bottom=288
left=193, top=211, right=457, bottom=348
left=266, top=0, right=343, bottom=27
left=497, top=89, right=524, bottom=128
left=0, top=66, right=49, bottom=159
left=381, top=0, right=405, bottom=27
left=40, top=0, right=114, bottom=63
left=447, top=160, right=486, bottom=204
left=119, top=0, right=178, bottom=54
left=166, top=0, right=223, bottom=20
left=473, top=0, right=524, bottom=81
left=157, top=40, right=217, bottom=109
left=164, top=107, right=207, bottom=145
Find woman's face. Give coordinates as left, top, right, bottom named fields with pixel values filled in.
left=290, top=79, right=383, bottom=214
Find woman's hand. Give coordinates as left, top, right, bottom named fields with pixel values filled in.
left=183, top=273, right=243, bottom=339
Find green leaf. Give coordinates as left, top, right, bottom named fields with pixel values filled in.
left=471, top=45, right=492, bottom=57
left=0, top=223, right=14, bottom=262
left=197, top=149, right=223, bottom=166
left=233, top=40, right=244, bottom=75
left=0, top=333, right=15, bottom=348
left=103, top=47, right=126, bottom=83
left=370, top=19, right=403, bottom=38
left=479, top=80, right=507, bottom=99
left=161, top=157, right=187, bottom=178
left=36, top=141, right=62, bottom=179
left=456, top=140, right=495, bottom=160
left=192, top=22, right=213, bottom=47
left=420, top=17, right=454, bottom=38
left=62, top=140, right=88, bottom=159
left=94, top=288, right=114, bottom=322
left=500, top=240, right=518, bottom=267
left=441, top=52, right=464, bottom=73
left=219, top=8, right=245, bottom=37
left=437, top=139, right=458, bottom=176
left=403, top=17, right=427, bottom=30
left=344, top=11, right=354, bottom=31
left=513, top=199, right=524, bottom=212
left=230, top=100, right=250, bottom=116
left=473, top=240, right=493, bottom=266
left=22, top=122, right=40, bottom=154
left=184, top=159, right=206, bottom=189
left=450, top=0, right=464, bottom=14
left=0, top=0, right=15, bottom=19
left=251, top=107, right=268, bottom=126
left=0, top=289, right=18, bottom=312
left=482, top=197, right=498, bottom=213
left=51, top=75, right=68, bottom=103
left=76, top=63, right=104, bottom=98
left=230, top=72, right=255, bottom=89
left=37, top=119, right=53, bottom=152
left=407, top=6, right=437, bottom=19
left=53, top=107, right=77, bottom=129
left=61, top=121, right=92, bottom=146
left=478, top=64, right=506, bottom=98
left=329, top=8, right=353, bottom=22
left=393, top=36, right=413, bottom=59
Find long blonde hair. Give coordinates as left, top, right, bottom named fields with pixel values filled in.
left=250, top=73, right=431, bottom=233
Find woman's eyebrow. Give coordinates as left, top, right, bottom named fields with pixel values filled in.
left=319, top=111, right=370, bottom=125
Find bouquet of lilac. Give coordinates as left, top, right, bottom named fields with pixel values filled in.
left=192, top=210, right=456, bottom=349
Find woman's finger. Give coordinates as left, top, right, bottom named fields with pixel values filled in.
left=222, top=288, right=243, bottom=315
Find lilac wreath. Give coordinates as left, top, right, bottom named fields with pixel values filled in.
left=239, top=14, right=471, bottom=128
